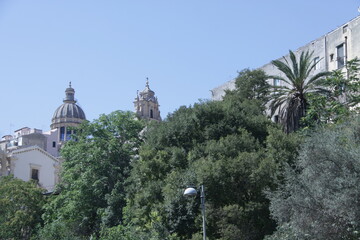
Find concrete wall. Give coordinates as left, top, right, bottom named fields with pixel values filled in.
left=43, top=129, right=59, bottom=157
left=0, top=149, right=8, bottom=176
left=211, top=79, right=236, bottom=101
left=212, top=15, right=360, bottom=100
left=349, top=17, right=360, bottom=61
left=18, top=133, right=47, bottom=150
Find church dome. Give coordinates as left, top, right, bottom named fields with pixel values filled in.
left=51, top=83, right=86, bottom=129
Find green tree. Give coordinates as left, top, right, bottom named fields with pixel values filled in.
left=125, top=69, right=298, bottom=239
left=41, top=111, right=144, bottom=238
left=35, top=220, right=86, bottom=240
left=229, top=68, right=270, bottom=105
left=303, top=58, right=360, bottom=127
left=0, top=175, right=45, bottom=240
left=269, top=50, right=330, bottom=133
left=267, top=116, right=360, bottom=239
left=263, top=223, right=305, bottom=240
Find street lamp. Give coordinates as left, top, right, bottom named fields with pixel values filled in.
left=183, top=185, right=206, bottom=240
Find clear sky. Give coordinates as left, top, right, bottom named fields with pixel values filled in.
left=0, top=0, right=359, bottom=136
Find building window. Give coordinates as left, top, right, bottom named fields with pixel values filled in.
left=66, top=128, right=72, bottom=141
left=330, top=54, right=334, bottom=62
left=337, top=44, right=345, bottom=69
left=313, top=57, right=320, bottom=70
left=60, top=127, right=65, bottom=141
left=31, top=168, right=39, bottom=182
left=150, top=109, right=154, bottom=118
left=52, top=141, right=56, bottom=148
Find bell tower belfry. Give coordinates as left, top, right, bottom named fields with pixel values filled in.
left=134, top=78, right=161, bottom=121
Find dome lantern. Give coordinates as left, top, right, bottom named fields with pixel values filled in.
left=64, top=82, right=76, bottom=103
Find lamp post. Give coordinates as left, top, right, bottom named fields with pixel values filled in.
left=184, top=185, right=206, bottom=240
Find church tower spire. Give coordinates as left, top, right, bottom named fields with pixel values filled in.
left=134, top=78, right=161, bottom=121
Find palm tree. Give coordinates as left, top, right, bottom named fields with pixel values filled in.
left=269, top=50, right=330, bottom=133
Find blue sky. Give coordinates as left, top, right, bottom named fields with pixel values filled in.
left=0, top=0, right=359, bottom=136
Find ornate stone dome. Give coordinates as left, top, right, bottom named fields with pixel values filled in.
left=50, top=83, right=86, bottom=129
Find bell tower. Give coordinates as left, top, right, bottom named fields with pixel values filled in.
left=134, top=78, right=161, bottom=121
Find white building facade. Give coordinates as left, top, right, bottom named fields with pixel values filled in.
left=0, top=83, right=86, bottom=192
left=10, top=146, right=60, bottom=192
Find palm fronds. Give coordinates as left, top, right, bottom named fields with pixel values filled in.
left=269, top=50, right=331, bottom=133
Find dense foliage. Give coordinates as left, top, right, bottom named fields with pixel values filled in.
left=40, top=111, right=144, bottom=238
left=123, top=69, right=299, bottom=240
left=232, top=68, right=270, bottom=104
left=7, top=55, right=357, bottom=239
left=267, top=116, right=360, bottom=239
left=303, top=58, right=360, bottom=127
left=0, top=176, right=45, bottom=240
